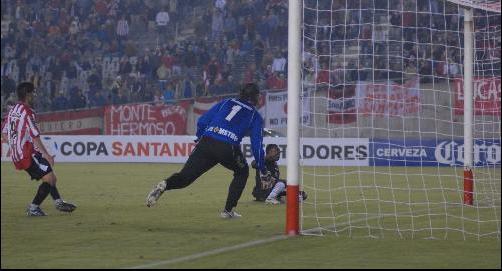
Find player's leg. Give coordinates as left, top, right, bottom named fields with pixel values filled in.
left=277, top=180, right=288, bottom=199
left=219, top=145, right=249, bottom=217
left=23, top=154, right=50, bottom=216
left=265, top=181, right=286, bottom=205
left=26, top=153, right=76, bottom=215
left=28, top=181, right=51, bottom=216
left=41, top=172, right=77, bottom=213
left=164, top=143, right=218, bottom=190
left=252, top=186, right=270, bottom=202
left=25, top=153, right=51, bottom=216
left=278, top=178, right=307, bottom=202
left=146, top=137, right=218, bottom=207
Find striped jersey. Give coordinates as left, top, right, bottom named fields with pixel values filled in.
left=1, top=102, right=41, bottom=170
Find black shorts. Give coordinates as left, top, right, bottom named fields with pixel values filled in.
left=25, top=152, right=53, bottom=180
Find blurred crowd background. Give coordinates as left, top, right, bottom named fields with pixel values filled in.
left=1, top=0, right=500, bottom=115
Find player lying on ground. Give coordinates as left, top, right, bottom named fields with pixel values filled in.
left=1, top=82, right=76, bottom=216
left=146, top=83, right=270, bottom=218
left=251, top=144, right=307, bottom=204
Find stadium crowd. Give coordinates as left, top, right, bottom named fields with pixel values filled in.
left=303, top=0, right=501, bottom=89
left=1, top=0, right=500, bottom=115
left=1, top=0, right=290, bottom=113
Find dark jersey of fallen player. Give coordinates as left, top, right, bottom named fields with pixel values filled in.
left=251, top=159, right=285, bottom=201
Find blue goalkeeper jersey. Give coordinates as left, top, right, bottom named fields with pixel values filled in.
left=196, top=98, right=265, bottom=172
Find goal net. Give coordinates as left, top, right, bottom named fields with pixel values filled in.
left=297, top=0, right=501, bottom=239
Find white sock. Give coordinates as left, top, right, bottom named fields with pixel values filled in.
left=55, top=199, right=63, bottom=204
left=267, top=182, right=286, bottom=199
left=29, top=203, right=39, bottom=209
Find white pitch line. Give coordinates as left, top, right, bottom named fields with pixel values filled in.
left=123, top=207, right=436, bottom=269
left=123, top=235, right=290, bottom=269
left=123, top=216, right=376, bottom=269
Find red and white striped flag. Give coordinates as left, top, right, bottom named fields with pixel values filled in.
left=193, top=97, right=221, bottom=116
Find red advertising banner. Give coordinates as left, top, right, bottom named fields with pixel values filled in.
left=37, top=108, right=104, bottom=135
left=104, top=103, right=189, bottom=135
left=327, top=85, right=357, bottom=124
left=356, top=78, right=420, bottom=117
left=454, top=77, right=501, bottom=115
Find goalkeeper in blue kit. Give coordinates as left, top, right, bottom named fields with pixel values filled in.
left=146, top=83, right=268, bottom=218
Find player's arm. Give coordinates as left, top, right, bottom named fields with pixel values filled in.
left=250, top=114, right=266, bottom=174
left=32, top=136, right=54, bottom=166
left=195, top=99, right=227, bottom=140
left=27, top=113, right=54, bottom=166
left=1, top=120, right=8, bottom=142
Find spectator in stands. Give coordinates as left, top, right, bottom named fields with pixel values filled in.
left=155, top=7, right=170, bottom=43
left=89, top=89, right=107, bottom=108
left=87, top=69, right=103, bottom=91
left=447, top=56, right=460, bottom=78
left=163, top=82, right=176, bottom=103
left=153, top=89, right=164, bottom=105
left=181, top=77, right=195, bottom=99
left=271, top=51, right=286, bottom=73
left=211, top=9, right=224, bottom=41
left=1, top=75, right=17, bottom=99
left=256, top=15, right=270, bottom=47
left=208, top=80, right=225, bottom=96
left=225, top=40, right=239, bottom=66
left=215, top=0, right=226, bottom=13
left=239, top=34, right=253, bottom=56
left=116, top=14, right=129, bottom=47
left=220, top=75, right=238, bottom=93
left=419, top=59, right=433, bottom=83
left=51, top=91, right=69, bottom=111
left=119, top=56, right=133, bottom=75
left=156, top=63, right=170, bottom=88
left=68, top=17, right=80, bottom=38
left=253, top=34, right=265, bottom=67
left=206, top=56, right=220, bottom=86
left=267, top=72, right=286, bottom=90
left=69, top=87, right=87, bottom=109
left=3, top=0, right=498, bottom=117
left=183, top=44, right=197, bottom=69
left=111, top=88, right=129, bottom=105
left=316, top=63, right=330, bottom=85
left=223, top=14, right=237, bottom=41
left=138, top=51, right=153, bottom=79
left=243, top=63, right=257, bottom=84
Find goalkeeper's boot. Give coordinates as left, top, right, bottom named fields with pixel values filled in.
left=146, top=180, right=167, bottom=207
left=220, top=209, right=242, bottom=219
left=55, top=200, right=77, bottom=213
left=265, top=197, right=281, bottom=205
left=26, top=205, right=47, bottom=217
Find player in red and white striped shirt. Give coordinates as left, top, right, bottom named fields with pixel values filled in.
left=2, top=82, right=77, bottom=216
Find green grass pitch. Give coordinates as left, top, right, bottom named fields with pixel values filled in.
left=1, top=162, right=500, bottom=268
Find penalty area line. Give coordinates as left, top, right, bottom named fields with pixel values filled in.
left=122, top=234, right=290, bottom=269
left=123, top=209, right=435, bottom=268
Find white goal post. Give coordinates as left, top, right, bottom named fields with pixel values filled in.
left=286, top=0, right=501, bottom=238
left=286, top=0, right=302, bottom=236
